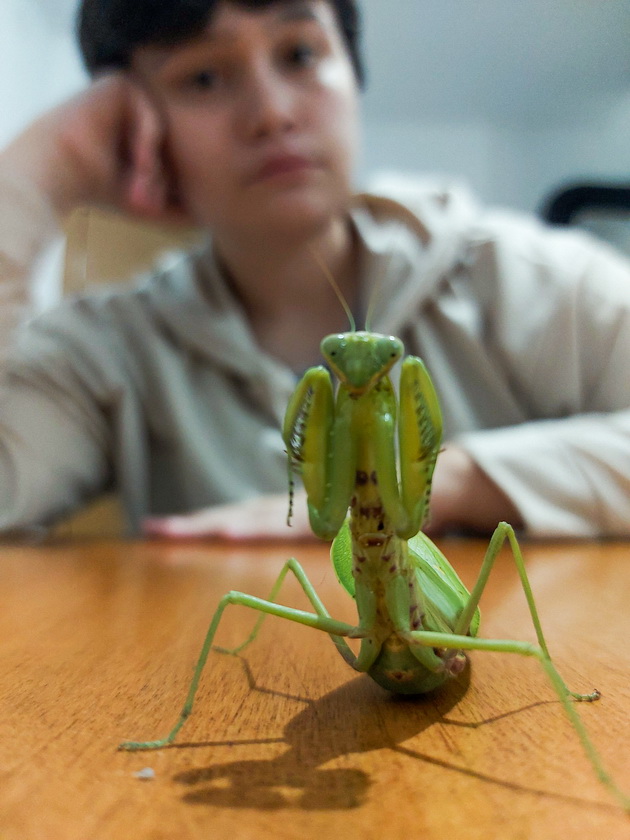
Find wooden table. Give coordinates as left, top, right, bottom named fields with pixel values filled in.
left=1, top=537, right=629, bottom=840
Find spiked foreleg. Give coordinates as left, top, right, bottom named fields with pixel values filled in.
left=397, top=356, right=443, bottom=538
left=282, top=366, right=356, bottom=539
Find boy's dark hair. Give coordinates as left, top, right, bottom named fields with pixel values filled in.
left=77, top=0, right=364, bottom=86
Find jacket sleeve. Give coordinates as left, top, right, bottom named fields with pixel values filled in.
left=0, top=171, right=62, bottom=362
left=457, top=214, right=630, bottom=537
left=0, top=373, right=111, bottom=533
left=0, top=174, right=108, bottom=533
left=460, top=412, right=630, bottom=537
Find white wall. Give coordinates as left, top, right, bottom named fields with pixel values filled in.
left=358, top=0, right=630, bottom=212
left=0, top=0, right=86, bottom=148
left=2, top=0, right=629, bottom=213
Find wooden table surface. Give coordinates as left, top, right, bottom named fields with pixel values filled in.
left=1, top=536, right=629, bottom=840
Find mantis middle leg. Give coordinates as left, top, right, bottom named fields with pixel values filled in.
left=119, top=558, right=358, bottom=752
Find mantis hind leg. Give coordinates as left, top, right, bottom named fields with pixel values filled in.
left=402, top=626, right=630, bottom=811
left=454, top=522, right=598, bottom=701
left=401, top=522, right=630, bottom=811
left=118, top=561, right=358, bottom=752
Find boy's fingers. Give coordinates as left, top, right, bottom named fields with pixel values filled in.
left=125, top=86, right=168, bottom=215
left=142, top=493, right=315, bottom=542
left=124, top=85, right=191, bottom=224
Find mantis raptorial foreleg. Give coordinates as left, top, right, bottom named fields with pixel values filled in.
left=285, top=353, right=442, bottom=541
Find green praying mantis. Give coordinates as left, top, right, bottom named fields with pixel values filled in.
left=119, top=303, right=630, bottom=812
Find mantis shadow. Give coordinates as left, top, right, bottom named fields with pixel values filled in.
left=172, top=655, right=614, bottom=812
left=173, top=659, right=473, bottom=810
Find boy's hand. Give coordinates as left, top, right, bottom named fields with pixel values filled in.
left=424, top=444, right=523, bottom=536
left=143, top=492, right=317, bottom=542
left=0, top=73, right=189, bottom=225
left=142, top=447, right=524, bottom=542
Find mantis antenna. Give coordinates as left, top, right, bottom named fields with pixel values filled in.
left=310, top=225, right=402, bottom=332
left=364, top=287, right=378, bottom=332
left=308, top=246, right=356, bottom=332
left=364, top=225, right=408, bottom=331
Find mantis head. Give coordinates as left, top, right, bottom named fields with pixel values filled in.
left=321, top=331, right=403, bottom=395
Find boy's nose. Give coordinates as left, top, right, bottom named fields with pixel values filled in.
left=238, top=63, right=297, bottom=140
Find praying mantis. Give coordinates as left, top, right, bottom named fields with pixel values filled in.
left=119, top=319, right=630, bottom=812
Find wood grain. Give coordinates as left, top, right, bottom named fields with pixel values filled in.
left=0, top=537, right=629, bottom=840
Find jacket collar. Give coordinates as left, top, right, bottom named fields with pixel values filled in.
left=146, top=178, right=479, bottom=379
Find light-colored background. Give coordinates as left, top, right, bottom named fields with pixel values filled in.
left=2, top=0, right=629, bottom=214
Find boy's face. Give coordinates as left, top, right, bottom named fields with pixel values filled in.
left=132, top=0, right=359, bottom=240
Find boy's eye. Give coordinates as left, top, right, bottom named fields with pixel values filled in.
left=286, top=42, right=317, bottom=67
left=171, top=66, right=219, bottom=93
left=190, top=69, right=217, bottom=89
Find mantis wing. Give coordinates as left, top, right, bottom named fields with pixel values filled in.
left=408, top=531, right=481, bottom=637
left=331, top=520, right=355, bottom=597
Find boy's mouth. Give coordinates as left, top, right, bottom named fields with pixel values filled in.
left=250, top=152, right=320, bottom=183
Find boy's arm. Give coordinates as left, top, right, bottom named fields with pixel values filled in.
left=0, top=73, right=188, bottom=360
left=0, top=73, right=189, bottom=535
left=0, top=378, right=111, bottom=535
left=0, top=73, right=184, bottom=223
left=455, top=220, right=630, bottom=538
left=0, top=172, right=61, bottom=361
